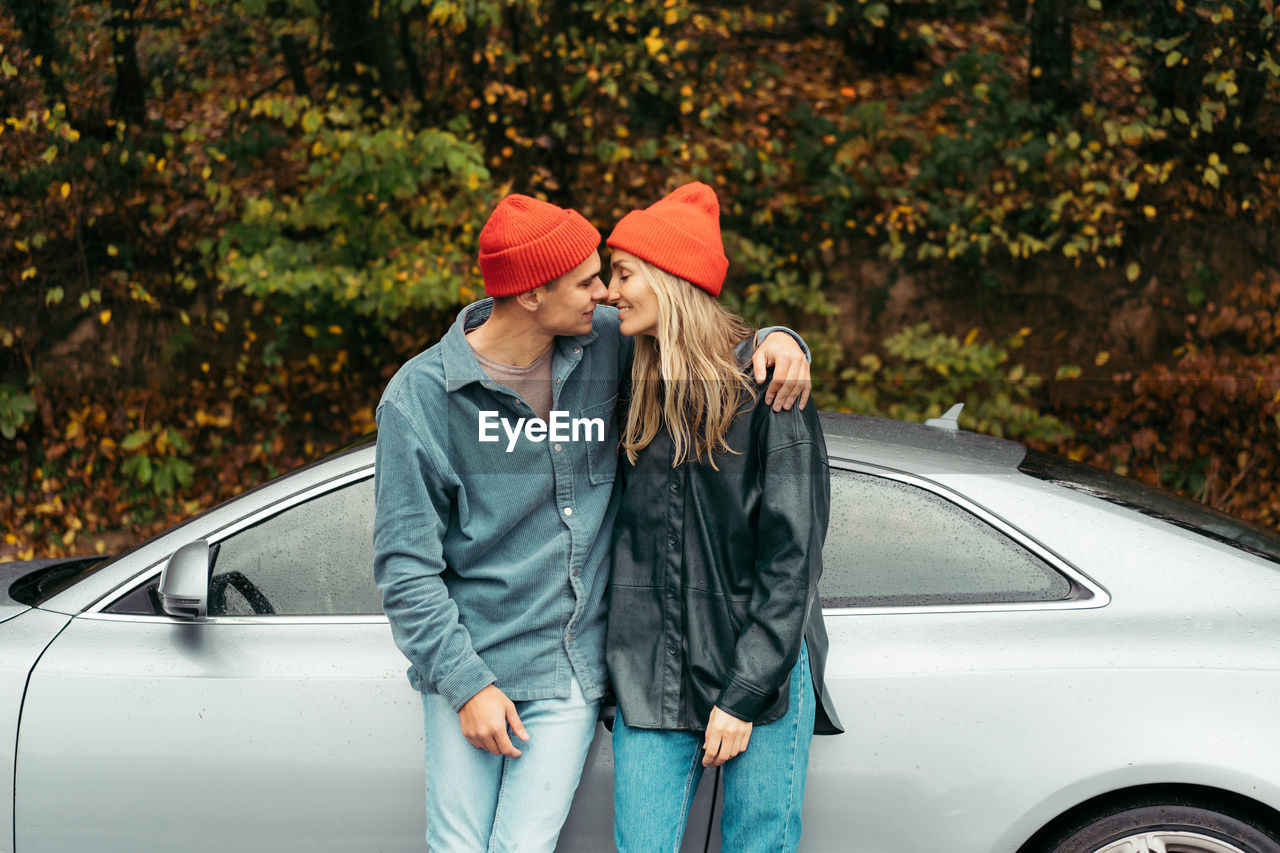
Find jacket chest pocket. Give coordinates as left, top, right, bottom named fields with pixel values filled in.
left=582, top=393, right=620, bottom=485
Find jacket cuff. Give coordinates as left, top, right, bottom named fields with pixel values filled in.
left=716, top=677, right=771, bottom=723
left=436, top=657, right=497, bottom=712
left=756, top=326, right=812, bottom=363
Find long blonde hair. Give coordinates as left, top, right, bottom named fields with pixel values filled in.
left=622, top=260, right=755, bottom=468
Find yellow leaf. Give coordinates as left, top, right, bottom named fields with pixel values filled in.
left=644, top=36, right=663, bottom=55
left=60, top=182, right=70, bottom=198
left=1094, top=351, right=1110, bottom=366
left=664, top=8, right=678, bottom=24
left=107, top=244, right=118, bottom=256
left=21, top=267, right=36, bottom=280
left=963, top=327, right=979, bottom=346
left=99, top=310, right=111, bottom=325
left=1126, top=262, right=1140, bottom=283
left=1124, top=183, right=1139, bottom=200
left=1143, top=205, right=1156, bottom=218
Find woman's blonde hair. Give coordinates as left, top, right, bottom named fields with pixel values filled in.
left=622, top=259, right=755, bottom=468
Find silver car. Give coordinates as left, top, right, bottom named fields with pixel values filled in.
left=3, top=411, right=1280, bottom=852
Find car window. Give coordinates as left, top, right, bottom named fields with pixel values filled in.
left=820, top=468, right=1070, bottom=607
left=106, top=476, right=382, bottom=617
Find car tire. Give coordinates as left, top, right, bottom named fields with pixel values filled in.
left=1043, top=803, right=1280, bottom=853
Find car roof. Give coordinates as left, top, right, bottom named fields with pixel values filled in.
left=819, top=411, right=1027, bottom=477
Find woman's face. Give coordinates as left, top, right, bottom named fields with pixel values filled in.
left=607, top=250, right=660, bottom=338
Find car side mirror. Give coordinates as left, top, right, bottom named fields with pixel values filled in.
left=158, top=540, right=211, bottom=620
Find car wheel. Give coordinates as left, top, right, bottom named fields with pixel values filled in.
left=1043, top=804, right=1280, bottom=853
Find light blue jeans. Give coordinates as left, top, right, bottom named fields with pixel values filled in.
left=612, top=643, right=816, bottom=853
left=422, top=675, right=600, bottom=852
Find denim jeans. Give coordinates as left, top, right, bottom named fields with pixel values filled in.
left=421, top=675, right=600, bottom=852
left=612, top=642, right=816, bottom=853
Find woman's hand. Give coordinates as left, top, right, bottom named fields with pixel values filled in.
left=703, top=706, right=753, bottom=767
left=753, top=332, right=812, bottom=412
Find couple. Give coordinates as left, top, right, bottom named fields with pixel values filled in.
left=373, top=182, right=842, bottom=852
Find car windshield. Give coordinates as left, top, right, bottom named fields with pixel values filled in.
left=1019, top=449, right=1280, bottom=566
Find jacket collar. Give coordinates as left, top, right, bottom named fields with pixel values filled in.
left=442, top=298, right=599, bottom=394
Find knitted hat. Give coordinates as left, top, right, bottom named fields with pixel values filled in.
left=606, top=182, right=729, bottom=296
left=478, top=194, right=601, bottom=297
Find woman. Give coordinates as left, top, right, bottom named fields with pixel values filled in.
left=604, top=181, right=842, bottom=852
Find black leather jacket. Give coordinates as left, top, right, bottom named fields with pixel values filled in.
left=606, top=347, right=843, bottom=735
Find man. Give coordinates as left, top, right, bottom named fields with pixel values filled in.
left=373, top=193, right=809, bottom=852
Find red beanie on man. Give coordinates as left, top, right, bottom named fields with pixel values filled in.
left=606, top=181, right=729, bottom=297
left=478, top=194, right=601, bottom=297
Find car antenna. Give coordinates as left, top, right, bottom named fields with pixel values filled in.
left=924, top=402, right=964, bottom=431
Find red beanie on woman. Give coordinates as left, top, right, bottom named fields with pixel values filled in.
left=478, top=194, right=601, bottom=297
left=606, top=181, right=729, bottom=297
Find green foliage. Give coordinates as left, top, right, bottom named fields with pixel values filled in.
left=121, top=425, right=195, bottom=496
left=212, top=99, right=495, bottom=327
left=837, top=323, right=1074, bottom=442
left=0, top=383, right=36, bottom=440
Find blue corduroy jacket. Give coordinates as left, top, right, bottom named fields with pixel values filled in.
left=373, top=299, right=629, bottom=710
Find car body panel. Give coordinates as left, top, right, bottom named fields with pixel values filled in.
left=0, top=609, right=73, bottom=853
left=15, top=614, right=423, bottom=851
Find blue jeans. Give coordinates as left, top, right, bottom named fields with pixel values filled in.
left=612, top=643, right=816, bottom=853
left=421, top=675, right=600, bottom=852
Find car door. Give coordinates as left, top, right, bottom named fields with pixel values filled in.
left=799, top=464, right=1107, bottom=853
left=14, top=470, right=424, bottom=851
left=690, top=462, right=1106, bottom=852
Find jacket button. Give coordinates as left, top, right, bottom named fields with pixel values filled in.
left=563, top=507, right=573, bottom=516
left=667, top=534, right=677, bottom=546
left=666, top=589, right=674, bottom=599
left=667, top=644, right=677, bottom=655
left=669, top=481, right=678, bottom=492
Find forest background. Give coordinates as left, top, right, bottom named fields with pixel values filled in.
left=2, top=0, right=1279, bottom=560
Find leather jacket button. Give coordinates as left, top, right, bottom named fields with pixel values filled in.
left=669, top=480, right=679, bottom=492
left=667, top=644, right=677, bottom=655
left=667, top=534, right=677, bottom=547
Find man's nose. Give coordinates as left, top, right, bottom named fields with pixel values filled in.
left=599, top=278, right=616, bottom=303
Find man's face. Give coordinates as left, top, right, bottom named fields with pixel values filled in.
left=535, top=252, right=608, bottom=336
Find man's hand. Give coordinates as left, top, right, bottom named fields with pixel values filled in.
left=703, top=706, right=753, bottom=767
left=458, top=685, right=529, bottom=757
left=753, top=331, right=811, bottom=412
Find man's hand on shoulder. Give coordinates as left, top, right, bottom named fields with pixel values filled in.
left=458, top=684, right=530, bottom=757
left=753, top=331, right=812, bottom=412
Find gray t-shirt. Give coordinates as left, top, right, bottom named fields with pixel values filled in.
left=469, top=341, right=555, bottom=424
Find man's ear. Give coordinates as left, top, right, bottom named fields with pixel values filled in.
left=514, top=287, right=544, bottom=313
